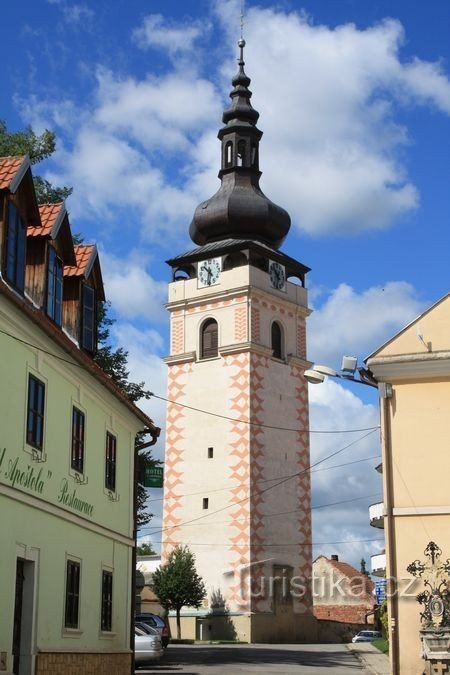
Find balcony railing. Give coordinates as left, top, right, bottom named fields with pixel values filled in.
left=369, top=501, right=385, bottom=528
left=371, top=553, right=386, bottom=577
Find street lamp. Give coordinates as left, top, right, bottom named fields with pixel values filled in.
left=304, top=356, right=380, bottom=389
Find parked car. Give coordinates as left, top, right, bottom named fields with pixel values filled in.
left=134, top=625, right=163, bottom=667
left=136, top=612, right=171, bottom=648
left=352, top=630, right=382, bottom=643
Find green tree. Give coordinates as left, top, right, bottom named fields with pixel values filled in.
left=360, top=558, right=369, bottom=576
left=0, top=121, right=158, bottom=526
left=152, top=546, right=206, bottom=639
left=0, top=120, right=72, bottom=202
left=136, top=542, right=157, bottom=556
left=94, top=301, right=157, bottom=527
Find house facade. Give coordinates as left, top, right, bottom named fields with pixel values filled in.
left=366, top=293, right=450, bottom=675
left=0, top=156, right=158, bottom=675
left=312, top=555, right=374, bottom=642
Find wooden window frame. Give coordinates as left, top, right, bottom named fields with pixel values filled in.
left=200, top=319, right=218, bottom=360
left=5, top=202, right=26, bottom=292
left=105, top=432, right=117, bottom=492
left=26, top=374, right=45, bottom=451
left=46, top=246, right=63, bottom=325
left=71, top=407, right=85, bottom=474
left=101, top=570, right=113, bottom=632
left=65, top=559, right=81, bottom=629
left=81, top=284, right=96, bottom=354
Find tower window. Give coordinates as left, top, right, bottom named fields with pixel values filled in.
left=237, top=140, right=246, bottom=166
left=203, top=498, right=209, bottom=509
left=251, top=144, right=258, bottom=167
left=271, top=321, right=284, bottom=360
left=208, top=447, right=214, bottom=458
left=225, top=141, right=233, bottom=168
left=200, top=319, right=218, bottom=359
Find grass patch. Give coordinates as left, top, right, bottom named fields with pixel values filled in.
left=372, top=638, right=389, bottom=654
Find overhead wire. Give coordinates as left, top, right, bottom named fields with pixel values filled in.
left=144, top=427, right=379, bottom=537
left=0, top=326, right=380, bottom=435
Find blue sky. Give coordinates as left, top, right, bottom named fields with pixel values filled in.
left=3, top=0, right=450, bottom=569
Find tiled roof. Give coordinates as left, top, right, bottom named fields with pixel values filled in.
left=0, top=156, right=27, bottom=190
left=28, top=203, right=64, bottom=237
left=328, top=558, right=374, bottom=595
left=64, top=245, right=95, bottom=278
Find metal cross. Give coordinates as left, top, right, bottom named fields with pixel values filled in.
left=407, top=542, right=450, bottom=628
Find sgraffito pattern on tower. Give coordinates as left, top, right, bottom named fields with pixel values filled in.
left=162, top=362, right=193, bottom=558
left=171, top=312, right=184, bottom=354
left=248, top=351, right=271, bottom=612
left=290, top=360, right=313, bottom=612
left=223, top=351, right=251, bottom=612
left=234, top=305, right=247, bottom=342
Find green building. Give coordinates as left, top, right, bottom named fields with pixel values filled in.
left=0, top=156, right=159, bottom=675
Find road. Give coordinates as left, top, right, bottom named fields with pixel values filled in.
left=137, top=643, right=371, bottom=674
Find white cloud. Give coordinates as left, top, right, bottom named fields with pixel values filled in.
left=101, top=250, right=167, bottom=323
left=309, top=379, right=383, bottom=567
left=133, top=14, right=204, bottom=57
left=47, top=0, right=94, bottom=25
left=308, top=281, right=424, bottom=368
left=28, top=3, right=450, bottom=242
left=213, top=4, right=450, bottom=234
left=110, top=322, right=167, bottom=451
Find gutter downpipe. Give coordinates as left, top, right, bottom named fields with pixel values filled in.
left=381, top=391, right=400, bottom=675
left=130, top=426, right=161, bottom=675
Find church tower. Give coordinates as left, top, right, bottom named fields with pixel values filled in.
left=162, top=40, right=317, bottom=642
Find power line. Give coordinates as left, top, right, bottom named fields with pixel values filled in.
left=139, top=491, right=382, bottom=530
left=139, top=537, right=384, bottom=548
left=150, top=393, right=379, bottom=434
left=0, top=326, right=380, bottom=435
left=143, top=428, right=378, bottom=537
left=145, top=454, right=381, bottom=505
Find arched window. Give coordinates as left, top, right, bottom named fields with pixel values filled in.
left=225, top=142, right=233, bottom=168
left=201, top=319, right=218, bottom=359
left=271, top=321, right=283, bottom=360
left=237, top=140, right=246, bottom=166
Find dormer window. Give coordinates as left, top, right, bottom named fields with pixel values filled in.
left=46, top=246, right=63, bottom=325
left=81, top=284, right=96, bottom=353
left=5, top=202, right=26, bottom=292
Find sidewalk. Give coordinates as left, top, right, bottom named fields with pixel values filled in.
left=347, top=642, right=390, bottom=675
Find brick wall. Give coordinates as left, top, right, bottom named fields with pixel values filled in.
left=36, top=652, right=131, bottom=675
left=314, top=604, right=372, bottom=624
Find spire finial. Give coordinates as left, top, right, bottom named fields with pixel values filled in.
left=239, top=1, right=245, bottom=61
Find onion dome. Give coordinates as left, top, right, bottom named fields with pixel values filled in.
left=189, top=39, right=290, bottom=250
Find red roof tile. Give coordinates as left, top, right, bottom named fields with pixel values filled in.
left=64, top=245, right=96, bottom=278
left=328, top=558, right=374, bottom=595
left=28, top=203, right=64, bottom=237
left=0, top=156, right=27, bottom=190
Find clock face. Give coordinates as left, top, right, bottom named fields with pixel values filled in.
left=198, top=258, right=221, bottom=288
left=269, top=261, right=286, bottom=290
